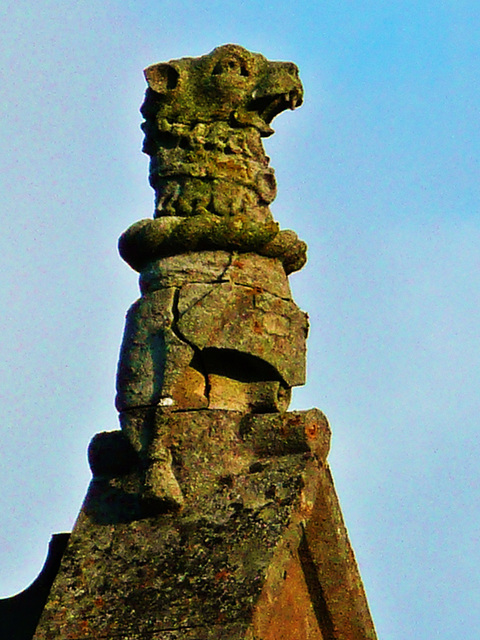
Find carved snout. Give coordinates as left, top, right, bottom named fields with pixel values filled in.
left=143, top=62, right=180, bottom=94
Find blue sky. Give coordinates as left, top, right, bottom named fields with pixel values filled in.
left=1, top=1, right=479, bottom=638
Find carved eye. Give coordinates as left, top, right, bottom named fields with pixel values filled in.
left=213, top=57, right=249, bottom=77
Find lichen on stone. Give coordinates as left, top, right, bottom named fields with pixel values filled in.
left=119, top=44, right=307, bottom=274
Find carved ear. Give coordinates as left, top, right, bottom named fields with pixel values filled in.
left=143, top=63, right=179, bottom=94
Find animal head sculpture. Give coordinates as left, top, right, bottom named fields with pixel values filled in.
left=119, top=45, right=307, bottom=274
left=141, top=43, right=303, bottom=137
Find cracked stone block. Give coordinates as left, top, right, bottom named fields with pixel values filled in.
left=31, top=45, right=378, bottom=640
left=139, top=251, right=292, bottom=299
left=177, top=281, right=308, bottom=388
left=223, top=252, right=292, bottom=299
left=139, top=250, right=233, bottom=294
left=115, top=287, right=206, bottom=412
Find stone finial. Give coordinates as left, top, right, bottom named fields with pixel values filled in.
left=32, top=47, right=378, bottom=640
left=113, top=45, right=311, bottom=508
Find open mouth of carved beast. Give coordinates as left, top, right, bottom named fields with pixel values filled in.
left=249, top=89, right=303, bottom=124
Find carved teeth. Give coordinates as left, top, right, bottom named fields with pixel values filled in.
left=289, top=92, right=297, bottom=110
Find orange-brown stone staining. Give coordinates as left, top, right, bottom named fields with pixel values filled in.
left=250, top=552, right=324, bottom=640
left=302, top=467, right=378, bottom=640
left=207, top=376, right=287, bottom=412
left=34, top=412, right=333, bottom=639
left=167, top=363, right=209, bottom=409
left=306, top=422, right=319, bottom=439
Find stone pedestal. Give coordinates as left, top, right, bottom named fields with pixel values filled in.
left=33, top=409, right=376, bottom=640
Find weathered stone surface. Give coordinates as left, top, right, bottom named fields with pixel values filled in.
left=31, top=45, right=378, bottom=640
left=116, top=46, right=309, bottom=428
left=33, top=410, right=376, bottom=640
left=240, top=408, right=330, bottom=460
left=88, top=429, right=139, bottom=478
left=116, top=252, right=307, bottom=417
left=177, top=281, right=307, bottom=387
left=113, top=408, right=329, bottom=506
left=139, top=251, right=292, bottom=300
left=249, top=544, right=325, bottom=640
left=141, top=44, right=302, bottom=215
left=141, top=45, right=303, bottom=135
left=207, top=376, right=290, bottom=413
left=139, top=250, right=232, bottom=294
left=118, top=44, right=307, bottom=274
left=116, top=287, right=207, bottom=412
left=119, top=212, right=307, bottom=275
left=302, top=467, right=379, bottom=640
left=224, top=252, right=292, bottom=299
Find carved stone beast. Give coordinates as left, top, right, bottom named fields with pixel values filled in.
left=115, top=47, right=308, bottom=506
left=119, top=44, right=307, bottom=275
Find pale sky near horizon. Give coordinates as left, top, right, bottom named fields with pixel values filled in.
left=1, top=2, right=479, bottom=638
